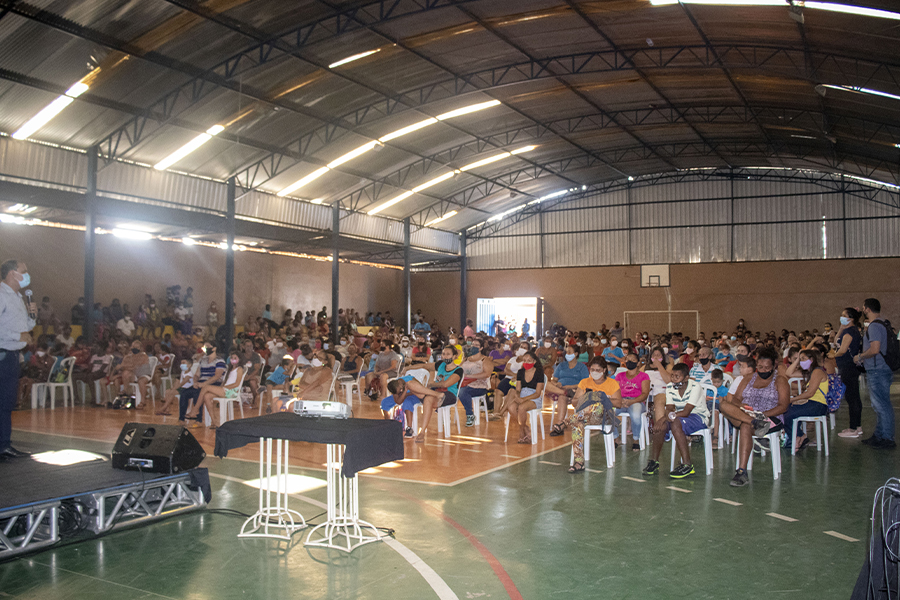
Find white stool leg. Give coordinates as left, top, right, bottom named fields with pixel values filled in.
left=791, top=420, right=799, bottom=456
left=583, top=427, right=592, bottom=462
left=703, top=430, right=713, bottom=475
left=603, top=432, right=615, bottom=468
left=454, top=405, right=461, bottom=434
left=620, top=412, right=629, bottom=446
left=639, top=413, right=649, bottom=450
left=670, top=438, right=677, bottom=471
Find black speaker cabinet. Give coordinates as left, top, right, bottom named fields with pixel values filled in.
left=112, top=423, right=206, bottom=474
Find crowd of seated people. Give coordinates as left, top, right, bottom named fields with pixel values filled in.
left=21, top=289, right=895, bottom=488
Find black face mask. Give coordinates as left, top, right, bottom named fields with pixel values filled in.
left=699, top=358, right=710, bottom=366
left=131, top=348, right=140, bottom=354
left=736, top=353, right=748, bottom=362
left=205, top=347, right=214, bottom=355
left=758, top=370, right=774, bottom=380
left=625, top=361, right=638, bottom=370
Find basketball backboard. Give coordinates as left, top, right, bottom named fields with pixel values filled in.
left=641, top=264, right=670, bottom=288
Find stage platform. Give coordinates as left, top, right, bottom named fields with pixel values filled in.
left=0, top=444, right=209, bottom=561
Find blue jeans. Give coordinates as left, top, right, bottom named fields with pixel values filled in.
left=866, top=364, right=895, bottom=441
left=457, top=385, right=486, bottom=417
left=616, top=401, right=646, bottom=441
left=179, top=387, right=202, bottom=421
left=783, top=401, right=828, bottom=439
left=0, top=350, right=19, bottom=449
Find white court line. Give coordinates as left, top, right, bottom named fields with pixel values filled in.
left=714, top=498, right=743, bottom=506
left=500, top=454, right=519, bottom=458
left=824, top=530, right=859, bottom=542
left=766, top=512, right=798, bottom=522
left=462, top=449, right=483, bottom=453
left=666, top=486, right=691, bottom=493
left=621, top=476, right=646, bottom=483
left=538, top=460, right=561, bottom=466
left=586, top=468, right=604, bottom=473
left=209, top=472, right=458, bottom=599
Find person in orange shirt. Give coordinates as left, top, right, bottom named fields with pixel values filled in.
left=565, top=356, right=622, bottom=473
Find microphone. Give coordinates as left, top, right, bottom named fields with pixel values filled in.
left=24, top=290, right=36, bottom=320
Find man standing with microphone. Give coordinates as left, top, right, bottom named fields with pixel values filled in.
left=0, top=259, right=36, bottom=459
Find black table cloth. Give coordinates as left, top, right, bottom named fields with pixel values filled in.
left=214, top=413, right=403, bottom=477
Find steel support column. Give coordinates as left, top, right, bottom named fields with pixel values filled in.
left=83, top=146, right=98, bottom=345
left=224, top=178, right=236, bottom=346
left=459, top=232, right=468, bottom=334
left=332, top=203, right=340, bottom=344
left=403, top=217, right=411, bottom=334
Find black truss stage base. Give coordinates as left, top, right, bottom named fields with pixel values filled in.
left=0, top=449, right=210, bottom=561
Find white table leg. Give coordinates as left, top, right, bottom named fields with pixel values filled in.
left=305, top=443, right=381, bottom=552
left=239, top=437, right=306, bottom=540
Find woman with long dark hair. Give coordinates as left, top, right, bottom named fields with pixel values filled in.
left=784, top=348, right=829, bottom=451
left=834, top=307, right=863, bottom=438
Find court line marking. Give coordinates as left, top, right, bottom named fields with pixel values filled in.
left=824, top=531, right=859, bottom=542
left=462, top=449, right=483, bottom=453
left=209, top=472, right=458, bottom=599
left=666, top=486, right=691, bottom=493
left=766, top=512, right=798, bottom=522
left=538, top=460, right=561, bottom=466
left=586, top=469, right=604, bottom=473
left=621, top=476, right=646, bottom=483
left=500, top=454, right=519, bottom=458
left=714, top=498, right=743, bottom=506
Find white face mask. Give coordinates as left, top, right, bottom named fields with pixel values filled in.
left=515, top=348, right=527, bottom=357
left=565, top=353, right=576, bottom=361
left=600, top=339, right=607, bottom=344
left=449, top=339, right=457, bottom=345
left=502, top=345, right=510, bottom=351
left=36, top=351, right=46, bottom=357
left=610, top=341, right=618, bottom=347
left=590, top=371, right=603, bottom=381
left=311, top=358, right=323, bottom=368
left=544, top=342, right=551, bottom=348
left=340, top=340, right=348, bottom=345
left=180, top=364, right=189, bottom=371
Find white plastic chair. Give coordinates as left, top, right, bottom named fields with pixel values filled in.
left=469, top=391, right=490, bottom=425
left=214, top=368, right=248, bottom=426
left=130, top=356, right=159, bottom=408
left=503, top=378, right=547, bottom=445
left=733, top=428, right=782, bottom=480
left=788, top=377, right=803, bottom=396
left=569, top=424, right=616, bottom=469
left=701, top=382, right=726, bottom=449
left=340, top=369, right=364, bottom=405
left=32, top=356, right=76, bottom=409
left=158, top=354, right=176, bottom=395
left=791, top=415, right=829, bottom=456
left=669, top=422, right=714, bottom=475
left=437, top=391, right=461, bottom=438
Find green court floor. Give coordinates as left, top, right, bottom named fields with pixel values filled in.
left=1, top=403, right=896, bottom=600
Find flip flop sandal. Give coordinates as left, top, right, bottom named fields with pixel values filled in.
left=568, top=463, right=585, bottom=474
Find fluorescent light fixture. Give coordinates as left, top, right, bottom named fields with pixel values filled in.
left=0, top=214, right=26, bottom=224
left=154, top=124, right=225, bottom=171
left=310, top=198, right=324, bottom=204
left=12, top=82, right=90, bottom=141
left=327, top=141, right=379, bottom=169
left=328, top=49, right=381, bottom=69
left=488, top=203, right=528, bottom=223
left=278, top=166, right=330, bottom=197
left=7, top=204, right=37, bottom=214
left=649, top=0, right=900, bottom=20
left=31, top=449, right=105, bottom=466
left=819, top=84, right=900, bottom=102
left=243, top=474, right=326, bottom=494
left=460, top=152, right=511, bottom=171
left=181, top=237, right=197, bottom=245
left=424, top=210, right=458, bottom=227
left=844, top=173, right=900, bottom=190
left=112, top=228, right=152, bottom=241
left=510, top=145, right=537, bottom=155
left=412, top=171, right=455, bottom=192
left=367, top=191, right=413, bottom=215
left=379, top=118, right=438, bottom=142
left=436, top=100, right=502, bottom=120
left=249, top=241, right=258, bottom=246
left=367, top=172, right=456, bottom=215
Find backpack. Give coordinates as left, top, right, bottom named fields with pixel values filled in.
left=575, top=391, right=617, bottom=435
left=867, top=319, right=900, bottom=372
left=825, top=373, right=845, bottom=414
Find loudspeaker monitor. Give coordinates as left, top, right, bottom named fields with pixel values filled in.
left=112, top=423, right=206, bottom=474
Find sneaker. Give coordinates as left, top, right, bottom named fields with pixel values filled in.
left=465, top=415, right=475, bottom=427
left=838, top=428, right=863, bottom=438
left=729, top=468, right=749, bottom=487
left=642, top=460, right=660, bottom=475
left=862, top=435, right=880, bottom=446
left=751, top=418, right=771, bottom=437
left=670, top=463, right=695, bottom=479
left=752, top=437, right=770, bottom=454
left=872, top=438, right=897, bottom=449
left=404, top=427, right=414, bottom=438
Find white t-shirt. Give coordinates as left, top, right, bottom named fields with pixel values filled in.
left=117, top=318, right=135, bottom=336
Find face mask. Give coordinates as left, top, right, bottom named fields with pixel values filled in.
left=642, top=335, right=648, bottom=340
left=685, top=347, right=694, bottom=355
left=662, top=347, right=669, bottom=353
left=864, top=321, right=870, bottom=327
left=610, top=341, right=618, bottom=347
left=565, top=353, right=576, bottom=362
left=449, top=339, right=457, bottom=345
left=673, top=343, right=680, bottom=349
left=799, top=359, right=812, bottom=370
left=17, top=272, right=30, bottom=288
left=621, top=344, right=628, bottom=350
left=503, top=345, right=510, bottom=351
left=590, top=371, right=603, bottom=381
left=523, top=363, right=535, bottom=370
left=544, top=342, right=551, bottom=348
left=600, top=339, right=607, bottom=344
left=465, top=340, right=472, bottom=346
left=730, top=336, right=736, bottom=341
left=515, top=348, right=526, bottom=357
left=230, top=358, right=239, bottom=366
left=839, top=317, right=851, bottom=326
left=131, top=348, right=140, bottom=354
left=323, top=343, right=330, bottom=350
left=699, top=357, right=710, bottom=365
left=625, top=361, right=638, bottom=370
left=180, top=364, right=189, bottom=372
left=205, top=347, right=214, bottom=355
left=36, top=351, right=45, bottom=357
left=758, top=370, right=774, bottom=380
left=311, top=358, right=323, bottom=367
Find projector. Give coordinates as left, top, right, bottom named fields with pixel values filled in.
left=291, top=399, right=352, bottom=419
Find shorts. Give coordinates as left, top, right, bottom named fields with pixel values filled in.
left=664, top=413, right=707, bottom=440
left=497, top=378, right=513, bottom=395
left=381, top=394, right=422, bottom=413
left=225, top=388, right=239, bottom=399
